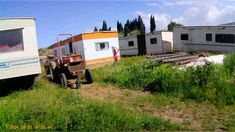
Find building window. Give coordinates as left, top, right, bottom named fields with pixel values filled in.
left=206, top=34, right=212, bottom=41
left=181, top=34, right=188, bottom=40
left=0, top=28, right=24, bottom=53
left=95, top=42, right=109, bottom=51
left=216, top=34, right=235, bottom=43
left=150, top=38, right=157, bottom=44
left=128, top=41, right=134, bottom=47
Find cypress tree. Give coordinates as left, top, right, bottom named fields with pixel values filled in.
left=94, top=27, right=98, bottom=32
left=137, top=15, right=145, bottom=34
left=150, top=15, right=156, bottom=33
left=124, top=20, right=130, bottom=36
left=102, top=20, right=108, bottom=31
left=117, top=21, right=124, bottom=33
left=108, top=27, right=111, bottom=31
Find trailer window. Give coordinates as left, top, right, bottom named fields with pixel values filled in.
left=128, top=41, right=134, bottom=46
left=181, top=34, right=188, bottom=40
left=95, top=42, right=109, bottom=51
left=215, top=34, right=235, bottom=43
left=0, top=29, right=24, bottom=53
left=206, top=34, right=212, bottom=41
left=150, top=38, right=157, bottom=44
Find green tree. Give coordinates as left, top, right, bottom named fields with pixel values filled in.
left=150, top=15, right=156, bottom=33
left=94, top=27, right=98, bottom=32
left=124, top=20, right=130, bottom=36
left=167, top=21, right=183, bottom=31
left=102, top=20, right=108, bottom=31
left=117, top=21, right=124, bottom=33
left=137, top=15, right=145, bottom=34
left=108, top=27, right=111, bottom=31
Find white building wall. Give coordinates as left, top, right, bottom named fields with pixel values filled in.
left=83, top=37, right=119, bottom=60
left=161, top=31, right=173, bottom=53
left=0, top=18, right=41, bottom=80
left=119, top=36, right=138, bottom=56
left=145, top=31, right=173, bottom=55
left=145, top=32, right=163, bottom=55
left=173, top=26, right=235, bottom=52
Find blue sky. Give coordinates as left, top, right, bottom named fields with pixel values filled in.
left=1, top=0, right=235, bottom=48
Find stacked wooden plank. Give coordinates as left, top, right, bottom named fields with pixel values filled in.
left=150, top=52, right=199, bottom=65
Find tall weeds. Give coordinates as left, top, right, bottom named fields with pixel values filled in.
left=94, top=54, right=235, bottom=106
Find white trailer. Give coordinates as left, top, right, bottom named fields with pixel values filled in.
left=52, top=31, right=120, bottom=66
left=0, top=18, right=41, bottom=84
left=173, top=26, right=235, bottom=52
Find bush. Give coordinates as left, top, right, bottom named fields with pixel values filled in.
left=94, top=55, right=235, bottom=106
left=224, top=53, right=235, bottom=75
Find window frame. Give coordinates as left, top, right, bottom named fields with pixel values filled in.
left=181, top=34, right=189, bottom=40
left=206, top=33, right=212, bottom=41
left=95, top=42, right=109, bottom=51
left=128, top=41, right=134, bottom=47
left=150, top=38, right=158, bottom=44
left=215, top=34, right=235, bottom=43
left=0, top=28, right=24, bottom=54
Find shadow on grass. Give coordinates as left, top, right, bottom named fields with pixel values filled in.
left=0, top=75, right=37, bottom=97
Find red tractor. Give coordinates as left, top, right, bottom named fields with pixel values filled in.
left=46, top=34, right=93, bottom=88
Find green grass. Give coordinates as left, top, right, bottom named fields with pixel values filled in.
left=93, top=54, right=235, bottom=106
left=0, top=78, right=182, bottom=131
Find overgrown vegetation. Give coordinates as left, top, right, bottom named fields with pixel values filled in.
left=94, top=54, right=235, bottom=106
left=0, top=78, right=181, bottom=131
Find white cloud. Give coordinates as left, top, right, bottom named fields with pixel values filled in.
left=163, top=0, right=198, bottom=7
left=143, top=0, right=235, bottom=29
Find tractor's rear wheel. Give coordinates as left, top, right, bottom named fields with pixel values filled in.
left=85, top=68, right=93, bottom=84
left=60, top=73, right=68, bottom=87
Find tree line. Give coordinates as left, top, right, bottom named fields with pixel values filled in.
left=94, top=15, right=182, bottom=36
left=94, top=21, right=111, bottom=31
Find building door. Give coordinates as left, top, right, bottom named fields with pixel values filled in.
left=68, top=42, right=73, bottom=54
left=137, top=34, right=146, bottom=55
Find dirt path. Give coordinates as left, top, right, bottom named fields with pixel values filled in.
left=74, top=83, right=234, bottom=131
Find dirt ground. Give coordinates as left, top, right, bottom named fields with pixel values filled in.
left=75, top=83, right=235, bottom=131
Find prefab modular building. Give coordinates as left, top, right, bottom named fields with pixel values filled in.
left=145, top=31, right=173, bottom=55
left=173, top=26, right=235, bottom=52
left=118, top=35, right=139, bottom=56
left=119, top=31, right=173, bottom=56
left=0, top=18, right=41, bottom=81
left=52, top=31, right=120, bottom=65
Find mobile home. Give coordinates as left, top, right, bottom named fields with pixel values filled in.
left=173, top=26, right=235, bottom=52
left=52, top=31, right=120, bottom=65
left=0, top=18, right=41, bottom=83
left=119, top=31, right=173, bottom=56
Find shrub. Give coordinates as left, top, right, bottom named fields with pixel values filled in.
left=93, top=55, right=235, bottom=106
left=224, top=53, right=235, bottom=75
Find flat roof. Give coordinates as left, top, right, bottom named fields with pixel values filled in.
left=0, top=17, right=35, bottom=20
left=175, top=25, right=235, bottom=28
left=52, top=31, right=118, bottom=48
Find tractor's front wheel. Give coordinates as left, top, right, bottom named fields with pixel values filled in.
left=85, top=68, right=93, bottom=84
left=60, top=73, right=68, bottom=87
